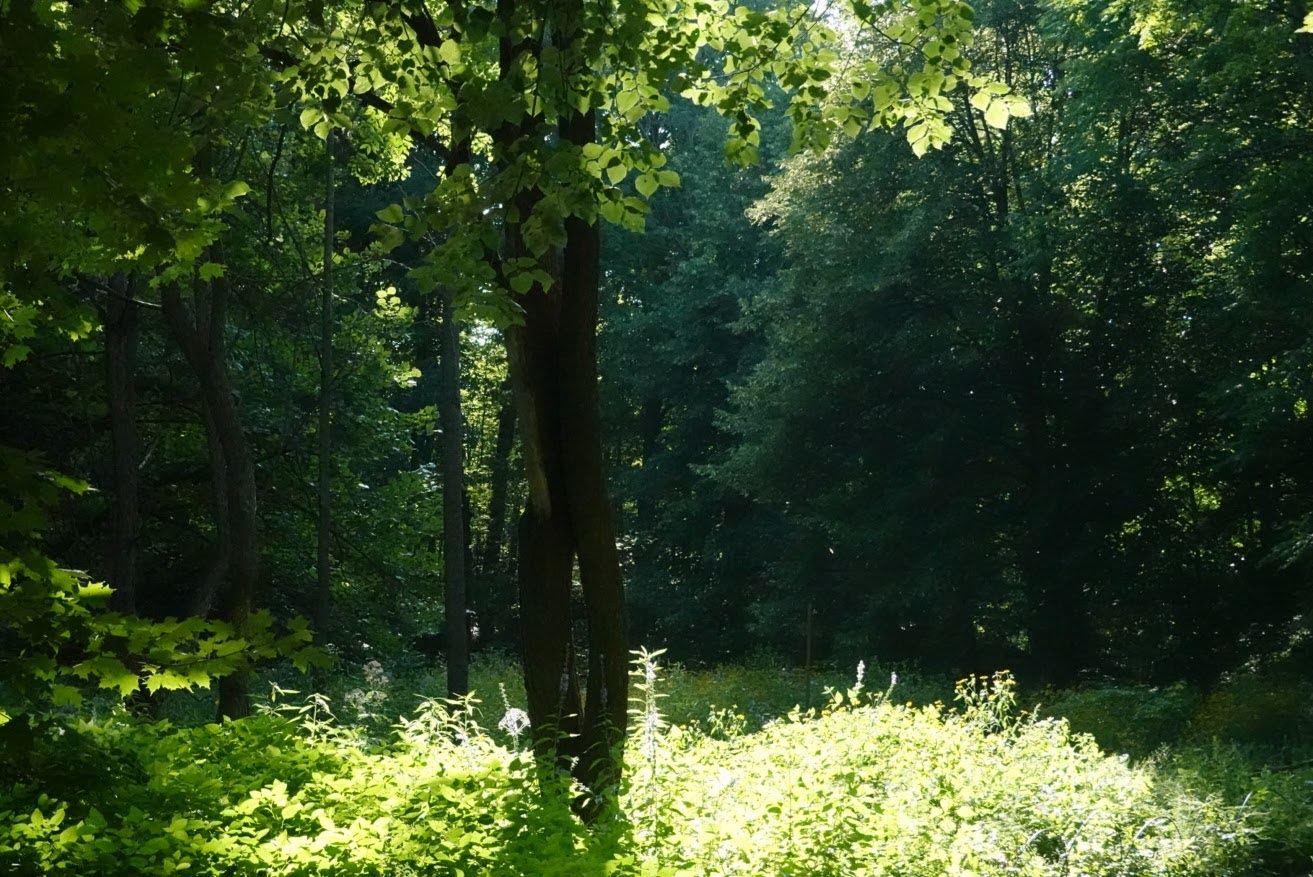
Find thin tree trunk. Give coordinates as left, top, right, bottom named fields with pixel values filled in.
left=316, top=129, right=336, bottom=638
left=104, top=275, right=140, bottom=614
left=478, top=378, right=516, bottom=630
left=191, top=405, right=231, bottom=619
left=556, top=129, right=627, bottom=795
left=162, top=275, right=258, bottom=720
left=438, top=286, right=470, bottom=698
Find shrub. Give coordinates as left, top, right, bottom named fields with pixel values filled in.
left=0, top=703, right=611, bottom=876
left=1043, top=685, right=1197, bottom=758
left=627, top=671, right=1256, bottom=877
left=1190, top=675, right=1313, bottom=747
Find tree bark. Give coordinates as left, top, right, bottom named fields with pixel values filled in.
left=438, top=286, right=470, bottom=698
left=556, top=140, right=627, bottom=796
left=104, top=275, right=140, bottom=615
left=162, top=275, right=258, bottom=720
left=505, top=138, right=627, bottom=806
left=489, top=0, right=627, bottom=806
left=316, top=129, right=336, bottom=639
left=477, top=377, right=516, bottom=632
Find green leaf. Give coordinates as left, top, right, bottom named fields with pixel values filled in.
left=299, top=107, right=321, bottom=130
left=439, top=39, right=461, bottom=66
left=3, top=344, right=32, bottom=368
left=50, top=684, right=82, bottom=707
left=599, top=200, right=625, bottom=224
left=509, top=272, right=534, bottom=294
left=635, top=172, right=659, bottom=198
left=616, top=90, right=640, bottom=114
left=91, top=657, right=140, bottom=698
left=606, top=164, right=628, bottom=185
left=1005, top=94, right=1033, bottom=118
left=984, top=99, right=1009, bottom=129
left=376, top=204, right=405, bottom=223
left=198, top=262, right=226, bottom=281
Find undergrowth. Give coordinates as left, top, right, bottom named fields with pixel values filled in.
left=1, top=658, right=1308, bottom=876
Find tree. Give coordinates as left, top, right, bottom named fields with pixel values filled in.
left=282, top=0, right=990, bottom=798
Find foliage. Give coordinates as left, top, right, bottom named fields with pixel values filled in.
left=5, top=666, right=1292, bottom=876
left=0, top=445, right=323, bottom=730
left=629, top=672, right=1260, bottom=877
left=1042, top=686, right=1199, bottom=759
left=602, top=0, right=1313, bottom=683
left=0, top=705, right=614, bottom=877
left=1189, top=675, right=1313, bottom=748
left=1160, top=741, right=1313, bottom=877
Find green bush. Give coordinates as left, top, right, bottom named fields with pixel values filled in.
left=1043, top=685, right=1198, bottom=758
left=1160, top=739, right=1313, bottom=877
left=1189, top=675, right=1313, bottom=747
left=654, top=661, right=952, bottom=734
left=0, top=704, right=612, bottom=877
left=3, top=665, right=1296, bottom=877
left=628, top=671, right=1254, bottom=877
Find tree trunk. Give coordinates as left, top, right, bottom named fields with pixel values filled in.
left=478, top=378, right=516, bottom=635
left=1015, top=339, right=1090, bottom=686
left=104, top=276, right=140, bottom=615
left=491, top=0, right=627, bottom=806
left=162, top=276, right=258, bottom=720
left=505, top=121, right=628, bottom=806
left=556, top=146, right=627, bottom=796
left=316, top=129, right=336, bottom=638
left=192, top=405, right=231, bottom=619
left=438, top=286, right=470, bottom=698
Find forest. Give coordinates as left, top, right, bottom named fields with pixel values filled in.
left=2, top=0, right=1312, bottom=873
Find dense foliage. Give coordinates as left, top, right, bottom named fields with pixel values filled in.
left=3, top=664, right=1308, bottom=876
left=605, top=0, right=1313, bottom=684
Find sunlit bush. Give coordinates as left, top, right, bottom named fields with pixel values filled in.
left=2, top=666, right=1299, bottom=877
left=627, top=670, right=1255, bottom=877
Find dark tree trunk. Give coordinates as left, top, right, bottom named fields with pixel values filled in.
left=1015, top=339, right=1091, bottom=687
left=104, top=276, right=140, bottom=614
left=556, top=156, right=627, bottom=795
left=478, top=378, right=516, bottom=630
left=491, top=0, right=627, bottom=806
left=438, top=286, right=469, bottom=698
left=479, top=381, right=517, bottom=574
left=507, top=277, right=580, bottom=743
left=192, top=406, right=231, bottom=619
left=316, top=129, right=336, bottom=638
left=162, top=276, right=258, bottom=720
left=505, top=118, right=628, bottom=805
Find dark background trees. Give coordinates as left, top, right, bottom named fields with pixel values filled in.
left=599, top=0, right=1313, bottom=684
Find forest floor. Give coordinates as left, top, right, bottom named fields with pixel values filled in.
left=3, top=653, right=1311, bottom=876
